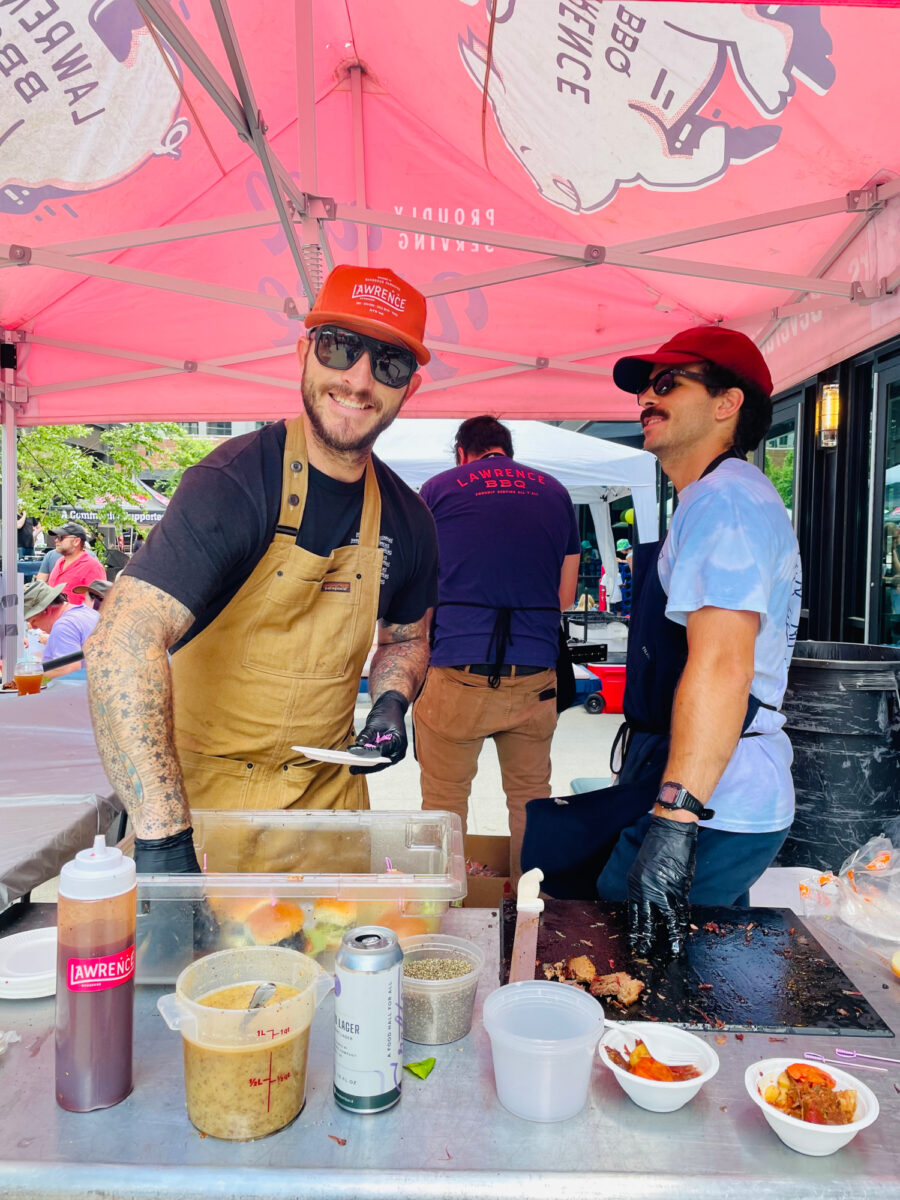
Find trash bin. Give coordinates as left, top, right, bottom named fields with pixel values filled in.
left=777, top=641, right=900, bottom=872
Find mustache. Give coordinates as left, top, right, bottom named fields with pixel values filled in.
left=641, top=406, right=668, bottom=427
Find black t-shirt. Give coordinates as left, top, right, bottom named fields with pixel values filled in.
left=17, top=516, right=34, bottom=551
left=127, top=421, right=438, bottom=648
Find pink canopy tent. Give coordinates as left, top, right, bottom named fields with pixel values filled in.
left=2, top=0, right=899, bottom=435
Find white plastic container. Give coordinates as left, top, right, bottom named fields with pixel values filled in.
left=598, top=1022, right=719, bottom=1113
left=744, top=1057, right=880, bottom=1156
left=482, top=981, right=604, bottom=1122
left=400, top=934, right=485, bottom=1045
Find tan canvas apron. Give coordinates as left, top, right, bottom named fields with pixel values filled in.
left=170, top=417, right=383, bottom=870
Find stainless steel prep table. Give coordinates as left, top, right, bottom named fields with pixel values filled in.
left=0, top=905, right=897, bottom=1200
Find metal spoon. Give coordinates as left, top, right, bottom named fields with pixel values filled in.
left=248, top=982, right=277, bottom=1010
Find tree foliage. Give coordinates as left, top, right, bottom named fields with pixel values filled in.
left=6, top=423, right=215, bottom=528
left=765, top=449, right=794, bottom=510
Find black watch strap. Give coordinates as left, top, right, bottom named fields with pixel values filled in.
left=657, top=781, right=715, bottom=821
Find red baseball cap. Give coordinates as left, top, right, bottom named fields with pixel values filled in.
left=304, top=265, right=430, bottom=365
left=613, top=326, right=772, bottom=397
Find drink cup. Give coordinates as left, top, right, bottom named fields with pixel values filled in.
left=14, top=660, right=43, bottom=696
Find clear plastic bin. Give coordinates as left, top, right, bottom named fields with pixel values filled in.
left=135, top=810, right=465, bottom=983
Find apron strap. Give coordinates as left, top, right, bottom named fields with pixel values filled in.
left=275, top=418, right=382, bottom=549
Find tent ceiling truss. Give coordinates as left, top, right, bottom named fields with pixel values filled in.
left=2, top=0, right=899, bottom=405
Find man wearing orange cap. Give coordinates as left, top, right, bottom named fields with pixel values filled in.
left=86, top=266, right=438, bottom=877
left=524, top=327, right=801, bottom=957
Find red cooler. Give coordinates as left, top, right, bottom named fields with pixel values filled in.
left=585, top=664, right=626, bottom=714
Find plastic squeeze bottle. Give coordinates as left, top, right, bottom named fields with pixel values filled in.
left=56, top=835, right=137, bottom=1111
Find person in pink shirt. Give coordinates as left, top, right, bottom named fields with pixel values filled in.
left=46, top=522, right=106, bottom=605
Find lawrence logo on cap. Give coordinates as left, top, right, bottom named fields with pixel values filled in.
left=305, top=265, right=430, bottom=365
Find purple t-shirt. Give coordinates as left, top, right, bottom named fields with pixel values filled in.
left=44, top=604, right=100, bottom=661
left=420, top=456, right=580, bottom=668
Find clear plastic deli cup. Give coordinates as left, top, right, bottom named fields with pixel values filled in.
left=400, top=934, right=485, bottom=1045
left=158, top=946, right=332, bottom=1140
left=482, top=980, right=604, bottom=1122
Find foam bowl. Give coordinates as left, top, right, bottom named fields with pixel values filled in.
left=598, top=1022, right=719, bottom=1113
left=744, top=1057, right=879, bottom=1156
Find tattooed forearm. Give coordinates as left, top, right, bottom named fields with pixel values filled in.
left=369, top=611, right=431, bottom=703
left=85, top=576, right=195, bottom=839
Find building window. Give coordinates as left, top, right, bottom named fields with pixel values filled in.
left=255, top=421, right=272, bottom=430
left=180, top=422, right=199, bottom=435
left=205, top=421, right=232, bottom=437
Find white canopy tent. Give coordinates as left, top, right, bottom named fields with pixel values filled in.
left=376, top=419, right=658, bottom=604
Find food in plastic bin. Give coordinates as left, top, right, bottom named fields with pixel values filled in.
left=799, top=833, right=900, bottom=961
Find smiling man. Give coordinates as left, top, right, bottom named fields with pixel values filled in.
left=85, top=266, right=438, bottom=875
left=591, top=327, right=801, bottom=957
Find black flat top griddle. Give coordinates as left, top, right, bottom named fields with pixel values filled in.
left=500, top=899, right=893, bottom=1037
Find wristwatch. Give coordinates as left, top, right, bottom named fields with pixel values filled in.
left=656, top=781, right=714, bottom=821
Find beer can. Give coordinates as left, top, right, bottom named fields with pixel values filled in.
left=333, top=926, right=403, bottom=1113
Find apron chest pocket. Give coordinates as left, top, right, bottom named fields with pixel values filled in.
left=242, top=568, right=362, bottom=679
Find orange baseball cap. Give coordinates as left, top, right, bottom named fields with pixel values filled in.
left=304, top=265, right=430, bottom=365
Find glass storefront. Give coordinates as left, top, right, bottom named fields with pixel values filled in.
left=763, top=415, right=798, bottom=525
left=878, top=379, right=900, bottom=645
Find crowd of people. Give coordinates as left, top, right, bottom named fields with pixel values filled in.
left=73, top=262, right=800, bottom=959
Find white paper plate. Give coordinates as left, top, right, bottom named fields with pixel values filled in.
left=291, top=744, right=390, bottom=766
left=0, top=927, right=57, bottom=999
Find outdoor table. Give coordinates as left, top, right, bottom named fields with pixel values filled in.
left=0, top=904, right=896, bottom=1200
left=0, top=678, right=123, bottom=909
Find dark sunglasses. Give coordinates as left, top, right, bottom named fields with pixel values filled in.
left=638, top=368, right=709, bottom=398
left=312, top=325, right=417, bottom=389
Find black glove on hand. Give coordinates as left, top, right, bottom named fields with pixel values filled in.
left=134, top=826, right=201, bottom=874
left=627, top=816, right=698, bottom=960
left=134, top=828, right=205, bottom=981
left=349, top=690, right=409, bottom=775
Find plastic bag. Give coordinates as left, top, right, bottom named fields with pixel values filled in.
left=799, top=828, right=900, bottom=966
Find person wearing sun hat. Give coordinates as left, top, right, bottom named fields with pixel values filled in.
left=526, top=326, right=801, bottom=956
left=23, top=579, right=99, bottom=678
left=85, top=264, right=438, bottom=877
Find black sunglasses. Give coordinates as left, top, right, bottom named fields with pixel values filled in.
left=312, top=325, right=417, bottom=389
left=638, top=368, right=709, bottom=398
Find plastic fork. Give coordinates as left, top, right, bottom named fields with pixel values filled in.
left=804, top=1051, right=886, bottom=1073
left=834, top=1047, right=900, bottom=1067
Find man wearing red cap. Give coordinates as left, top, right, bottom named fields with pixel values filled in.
left=526, top=326, right=801, bottom=957
left=86, top=266, right=438, bottom=878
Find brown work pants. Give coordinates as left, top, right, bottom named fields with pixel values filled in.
left=414, top=665, right=558, bottom=884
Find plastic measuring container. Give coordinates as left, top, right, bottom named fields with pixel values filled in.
left=158, top=946, right=332, bottom=1140
left=482, top=980, right=604, bottom=1122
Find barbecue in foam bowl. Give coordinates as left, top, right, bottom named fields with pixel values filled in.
left=744, top=1058, right=879, bottom=1156
left=598, top=1022, right=719, bottom=1112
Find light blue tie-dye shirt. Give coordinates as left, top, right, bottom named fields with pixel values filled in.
left=658, top=458, right=802, bottom=833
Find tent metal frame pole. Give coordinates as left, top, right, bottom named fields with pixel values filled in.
left=0, top=358, right=22, bottom=685
left=350, top=65, right=368, bottom=269
left=294, top=0, right=326, bottom=281
left=0, top=212, right=283, bottom=263
left=208, top=0, right=316, bottom=305
left=0, top=244, right=295, bottom=314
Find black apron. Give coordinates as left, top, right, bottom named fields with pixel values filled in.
left=522, top=451, right=774, bottom=896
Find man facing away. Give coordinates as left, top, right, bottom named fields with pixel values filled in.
left=415, top=416, right=580, bottom=883
left=595, top=326, right=801, bottom=957
left=86, top=265, right=438, bottom=876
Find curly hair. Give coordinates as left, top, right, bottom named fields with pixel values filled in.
left=701, top=363, right=773, bottom=455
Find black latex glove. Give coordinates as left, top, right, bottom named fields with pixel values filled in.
left=133, top=826, right=200, bottom=874
left=349, top=689, right=409, bottom=775
left=627, top=816, right=698, bottom=960
left=133, top=828, right=208, bottom=982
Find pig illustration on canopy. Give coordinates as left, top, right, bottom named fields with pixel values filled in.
left=459, top=1, right=836, bottom=213
left=0, top=0, right=186, bottom=213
